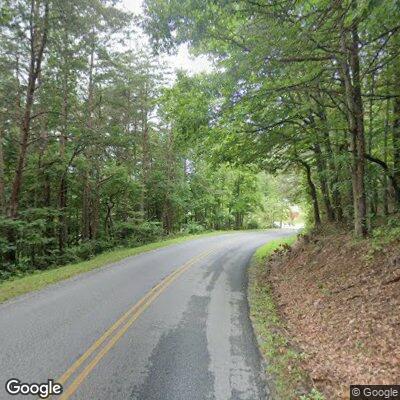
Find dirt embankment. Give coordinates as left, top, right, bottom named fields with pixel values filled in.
left=267, top=230, right=400, bottom=399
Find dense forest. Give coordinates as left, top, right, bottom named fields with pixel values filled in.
left=143, top=0, right=400, bottom=234
left=0, top=0, right=296, bottom=278
left=1, top=0, right=400, bottom=277
left=143, top=0, right=400, bottom=235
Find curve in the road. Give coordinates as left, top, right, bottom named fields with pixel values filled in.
left=0, top=230, right=294, bottom=400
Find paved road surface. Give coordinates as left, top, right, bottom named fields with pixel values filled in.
left=0, top=230, right=293, bottom=399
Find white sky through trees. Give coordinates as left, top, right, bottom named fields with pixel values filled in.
left=120, top=0, right=213, bottom=75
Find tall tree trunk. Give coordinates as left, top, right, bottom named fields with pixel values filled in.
left=316, top=104, right=344, bottom=221
left=324, top=130, right=344, bottom=221
left=141, top=88, right=150, bottom=220
left=163, top=127, right=174, bottom=233
left=393, top=35, right=400, bottom=209
left=339, top=16, right=368, bottom=237
left=9, top=0, right=49, bottom=218
left=301, top=161, right=321, bottom=226
left=383, top=94, right=390, bottom=215
left=82, top=38, right=95, bottom=240
left=313, top=142, right=335, bottom=222
left=368, top=73, right=378, bottom=220
left=350, top=13, right=368, bottom=235
left=0, top=128, right=4, bottom=213
left=59, top=58, right=69, bottom=252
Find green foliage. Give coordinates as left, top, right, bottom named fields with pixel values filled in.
left=117, top=221, right=165, bottom=245
left=371, top=215, right=400, bottom=248
left=181, top=222, right=206, bottom=234
left=143, top=0, right=400, bottom=237
left=363, top=216, right=400, bottom=263
left=300, top=389, right=326, bottom=400
left=6, top=0, right=398, bottom=281
left=254, top=236, right=297, bottom=263
left=0, top=0, right=305, bottom=281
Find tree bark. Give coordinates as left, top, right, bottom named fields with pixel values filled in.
left=383, top=95, right=390, bottom=215
left=315, top=102, right=344, bottom=221
left=324, top=131, right=344, bottom=221
left=339, top=15, right=368, bottom=237
left=393, top=35, right=400, bottom=208
left=82, top=37, right=95, bottom=240
left=9, top=0, right=49, bottom=218
left=141, top=87, right=150, bottom=220
left=0, top=128, right=4, bottom=213
left=302, top=161, right=321, bottom=226
left=59, top=51, right=69, bottom=251
left=313, top=142, right=335, bottom=222
left=163, top=127, right=175, bottom=233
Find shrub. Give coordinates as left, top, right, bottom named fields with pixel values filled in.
left=115, top=221, right=164, bottom=246
left=134, top=221, right=164, bottom=243
left=247, top=219, right=260, bottom=229
left=181, top=222, right=206, bottom=234
left=69, top=242, right=96, bottom=261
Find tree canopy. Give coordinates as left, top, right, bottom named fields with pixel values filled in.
left=143, top=0, right=400, bottom=236
left=2, top=0, right=398, bottom=278
left=0, top=0, right=292, bottom=278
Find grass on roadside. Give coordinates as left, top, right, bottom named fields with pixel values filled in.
left=0, top=231, right=233, bottom=304
left=248, top=235, right=325, bottom=400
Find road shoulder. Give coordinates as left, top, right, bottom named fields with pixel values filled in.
left=247, top=236, right=324, bottom=400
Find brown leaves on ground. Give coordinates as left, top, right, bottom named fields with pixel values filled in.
left=267, top=231, right=400, bottom=399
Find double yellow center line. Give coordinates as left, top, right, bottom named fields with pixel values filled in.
left=54, top=247, right=217, bottom=399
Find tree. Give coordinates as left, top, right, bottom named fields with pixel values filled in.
left=143, top=0, right=400, bottom=236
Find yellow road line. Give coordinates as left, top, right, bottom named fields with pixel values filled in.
left=56, top=247, right=217, bottom=400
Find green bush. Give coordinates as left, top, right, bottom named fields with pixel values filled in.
left=0, top=210, right=59, bottom=275
left=247, top=219, right=260, bottom=229
left=134, top=221, right=164, bottom=243
left=68, top=242, right=96, bottom=261
left=115, top=221, right=164, bottom=245
left=181, top=222, right=206, bottom=234
left=0, top=214, right=167, bottom=282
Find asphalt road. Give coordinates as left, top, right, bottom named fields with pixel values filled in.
left=0, top=230, right=293, bottom=400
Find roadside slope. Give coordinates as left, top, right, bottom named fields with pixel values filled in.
left=253, top=228, right=400, bottom=399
